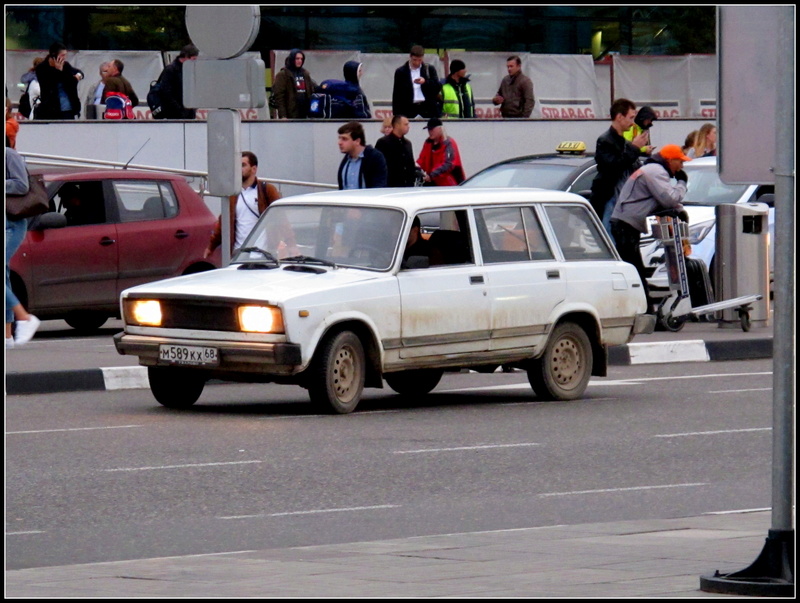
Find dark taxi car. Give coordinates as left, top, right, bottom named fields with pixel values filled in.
left=461, top=141, right=597, bottom=199
left=9, top=169, right=220, bottom=331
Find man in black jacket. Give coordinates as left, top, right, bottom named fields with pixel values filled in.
left=375, top=115, right=417, bottom=187
left=391, top=45, right=441, bottom=119
left=590, top=98, right=652, bottom=235
left=336, top=122, right=387, bottom=189
left=158, top=44, right=199, bottom=119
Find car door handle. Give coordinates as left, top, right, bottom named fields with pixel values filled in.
left=99, top=237, right=116, bottom=246
left=174, top=230, right=190, bottom=239
left=470, top=275, right=484, bottom=285
left=547, top=270, right=560, bottom=280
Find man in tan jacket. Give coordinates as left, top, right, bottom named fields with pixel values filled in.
left=204, top=151, right=290, bottom=258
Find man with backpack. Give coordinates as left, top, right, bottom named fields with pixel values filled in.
left=153, top=44, right=199, bottom=119
left=103, top=59, right=139, bottom=107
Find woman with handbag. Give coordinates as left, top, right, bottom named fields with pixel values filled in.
left=5, top=142, right=40, bottom=348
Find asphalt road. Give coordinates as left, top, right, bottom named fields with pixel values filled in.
left=6, top=358, right=774, bottom=571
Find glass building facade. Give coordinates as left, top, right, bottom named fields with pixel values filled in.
left=6, top=5, right=716, bottom=58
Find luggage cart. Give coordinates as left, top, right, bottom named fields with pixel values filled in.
left=652, top=214, right=762, bottom=332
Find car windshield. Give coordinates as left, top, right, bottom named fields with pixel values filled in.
left=234, top=204, right=405, bottom=271
left=682, top=164, right=749, bottom=206
left=462, top=162, right=577, bottom=189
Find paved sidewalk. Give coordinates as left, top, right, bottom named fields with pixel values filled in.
left=6, top=510, right=780, bottom=597
left=5, top=319, right=774, bottom=396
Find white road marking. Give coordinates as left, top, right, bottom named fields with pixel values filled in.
left=219, top=504, right=401, bottom=520
left=104, top=460, right=263, bottom=472
left=707, top=388, right=772, bottom=393
left=539, top=483, right=707, bottom=497
left=6, top=530, right=46, bottom=535
left=394, top=442, right=541, bottom=454
left=6, top=425, right=143, bottom=435
left=654, top=427, right=771, bottom=438
left=704, top=508, right=771, bottom=515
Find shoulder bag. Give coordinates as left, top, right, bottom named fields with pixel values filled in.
left=6, top=172, right=50, bottom=219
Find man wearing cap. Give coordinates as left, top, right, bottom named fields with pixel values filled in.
left=441, top=59, right=474, bottom=119
left=392, top=45, right=441, bottom=119
left=417, top=118, right=466, bottom=186
left=611, top=144, right=691, bottom=313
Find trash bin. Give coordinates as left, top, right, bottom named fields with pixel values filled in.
left=714, top=203, right=771, bottom=328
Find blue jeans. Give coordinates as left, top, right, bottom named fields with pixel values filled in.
left=5, top=217, right=28, bottom=324
left=602, top=196, right=616, bottom=245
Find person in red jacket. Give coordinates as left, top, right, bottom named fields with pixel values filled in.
left=417, top=118, right=466, bottom=186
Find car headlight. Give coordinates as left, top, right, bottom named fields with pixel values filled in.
left=688, top=219, right=715, bottom=245
left=238, top=305, right=284, bottom=333
left=128, top=299, right=162, bottom=326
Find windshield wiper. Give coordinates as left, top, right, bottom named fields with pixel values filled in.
left=281, top=255, right=337, bottom=269
left=237, top=247, right=280, bottom=266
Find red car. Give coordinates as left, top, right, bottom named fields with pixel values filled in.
left=9, top=169, right=220, bottom=331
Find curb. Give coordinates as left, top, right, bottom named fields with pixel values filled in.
left=6, top=338, right=773, bottom=396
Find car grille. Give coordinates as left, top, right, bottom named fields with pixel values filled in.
left=126, top=297, right=240, bottom=331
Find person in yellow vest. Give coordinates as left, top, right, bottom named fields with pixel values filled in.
left=440, top=59, right=474, bottom=119
left=623, top=105, right=657, bottom=155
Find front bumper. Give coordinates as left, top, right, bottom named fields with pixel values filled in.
left=114, top=332, right=303, bottom=375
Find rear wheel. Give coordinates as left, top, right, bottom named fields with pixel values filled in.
left=308, top=331, right=365, bottom=414
left=384, top=369, right=443, bottom=396
left=527, top=322, right=592, bottom=401
left=148, top=366, right=206, bottom=408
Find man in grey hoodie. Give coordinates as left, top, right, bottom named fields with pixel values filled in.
left=611, top=143, right=691, bottom=312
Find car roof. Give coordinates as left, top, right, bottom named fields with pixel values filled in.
left=473, top=152, right=596, bottom=170
left=33, top=167, right=184, bottom=182
left=273, top=187, right=590, bottom=214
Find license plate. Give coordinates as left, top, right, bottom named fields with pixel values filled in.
left=159, top=344, right=219, bottom=366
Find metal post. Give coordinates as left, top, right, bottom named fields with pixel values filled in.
left=700, top=7, right=795, bottom=596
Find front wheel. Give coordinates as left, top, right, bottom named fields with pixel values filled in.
left=65, top=311, right=108, bottom=332
left=148, top=366, right=206, bottom=408
left=308, top=331, right=365, bottom=414
left=384, top=369, right=443, bottom=396
left=527, top=322, right=592, bottom=401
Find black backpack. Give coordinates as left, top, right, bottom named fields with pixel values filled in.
left=147, top=78, right=166, bottom=119
left=18, top=81, right=34, bottom=118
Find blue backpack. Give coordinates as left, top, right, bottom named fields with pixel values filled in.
left=312, top=80, right=371, bottom=119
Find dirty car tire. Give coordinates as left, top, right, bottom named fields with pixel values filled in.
left=308, top=331, right=365, bottom=414
left=148, top=366, right=206, bottom=408
left=527, top=322, right=592, bottom=401
left=384, top=368, right=443, bottom=396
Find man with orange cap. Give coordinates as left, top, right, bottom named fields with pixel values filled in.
left=610, top=144, right=691, bottom=312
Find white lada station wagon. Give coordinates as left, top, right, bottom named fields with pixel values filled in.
left=114, top=188, right=655, bottom=414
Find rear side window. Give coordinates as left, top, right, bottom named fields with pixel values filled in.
left=544, top=204, right=615, bottom=261
left=476, top=206, right=554, bottom=263
left=113, top=181, right=179, bottom=222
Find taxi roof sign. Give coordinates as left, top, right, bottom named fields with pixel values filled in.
left=556, top=141, right=587, bottom=154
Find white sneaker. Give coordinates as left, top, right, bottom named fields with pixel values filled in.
left=14, top=315, right=41, bottom=345
left=5, top=337, right=14, bottom=350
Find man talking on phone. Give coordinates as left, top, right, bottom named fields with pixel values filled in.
left=34, top=42, right=84, bottom=120
left=392, top=45, right=441, bottom=119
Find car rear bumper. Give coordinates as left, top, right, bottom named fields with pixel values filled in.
left=113, top=332, right=303, bottom=375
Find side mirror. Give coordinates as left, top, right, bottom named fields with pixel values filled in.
left=29, top=212, right=67, bottom=231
